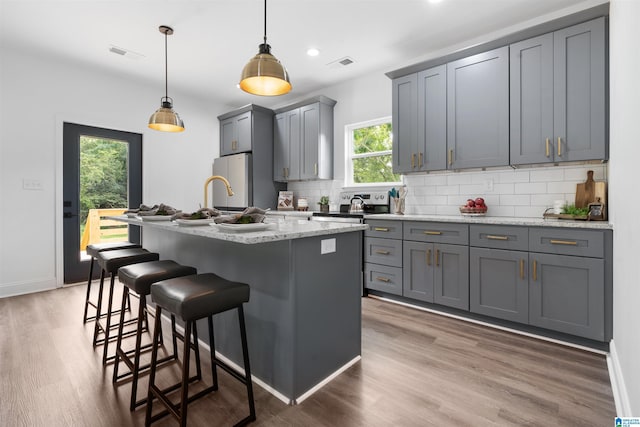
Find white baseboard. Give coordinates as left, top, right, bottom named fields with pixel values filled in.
left=0, top=277, right=57, bottom=299
left=608, top=339, right=633, bottom=416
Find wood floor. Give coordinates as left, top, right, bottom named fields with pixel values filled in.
left=0, top=284, right=615, bottom=426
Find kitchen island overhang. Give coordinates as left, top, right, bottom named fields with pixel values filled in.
left=110, top=216, right=367, bottom=404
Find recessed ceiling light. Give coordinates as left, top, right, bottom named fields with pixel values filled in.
left=428, top=0, right=443, bottom=3
left=306, top=48, right=320, bottom=57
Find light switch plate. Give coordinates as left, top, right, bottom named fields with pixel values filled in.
left=321, top=238, right=336, bottom=254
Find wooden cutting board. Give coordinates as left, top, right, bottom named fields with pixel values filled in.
left=575, top=170, right=607, bottom=208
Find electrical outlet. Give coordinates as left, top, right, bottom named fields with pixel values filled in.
left=23, top=179, right=43, bottom=190
left=483, top=179, right=494, bottom=192
left=321, top=238, right=336, bottom=254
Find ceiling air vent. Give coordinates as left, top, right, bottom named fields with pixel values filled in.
left=109, top=45, right=145, bottom=60
left=326, top=56, right=356, bottom=69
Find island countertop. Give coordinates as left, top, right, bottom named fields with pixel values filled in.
left=109, top=215, right=367, bottom=244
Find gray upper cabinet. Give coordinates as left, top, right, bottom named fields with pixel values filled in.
left=511, top=17, right=606, bottom=165
left=392, top=66, right=447, bottom=173
left=447, top=46, right=509, bottom=169
left=391, top=74, right=417, bottom=173
left=417, top=65, right=447, bottom=171
left=273, top=96, right=336, bottom=182
left=218, top=105, right=274, bottom=156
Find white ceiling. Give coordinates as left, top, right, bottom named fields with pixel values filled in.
left=0, top=0, right=606, bottom=110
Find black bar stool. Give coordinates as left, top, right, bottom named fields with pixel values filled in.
left=145, top=273, right=256, bottom=427
left=83, top=241, right=141, bottom=323
left=93, top=248, right=159, bottom=365
left=113, top=260, right=198, bottom=411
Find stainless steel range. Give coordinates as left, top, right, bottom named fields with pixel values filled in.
left=311, top=191, right=390, bottom=224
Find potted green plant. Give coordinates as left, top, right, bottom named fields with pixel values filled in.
left=318, top=196, right=330, bottom=213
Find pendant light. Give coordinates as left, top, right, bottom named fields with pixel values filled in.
left=239, top=0, right=291, bottom=96
left=148, top=25, right=185, bottom=132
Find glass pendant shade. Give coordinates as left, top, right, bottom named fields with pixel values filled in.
left=148, top=98, right=184, bottom=132
left=240, top=43, right=291, bottom=96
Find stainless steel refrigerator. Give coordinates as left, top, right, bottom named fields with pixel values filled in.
left=212, top=153, right=284, bottom=210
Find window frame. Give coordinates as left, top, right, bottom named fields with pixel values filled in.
left=344, top=116, right=403, bottom=188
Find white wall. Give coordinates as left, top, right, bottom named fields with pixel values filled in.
left=0, top=44, right=225, bottom=297
left=609, top=0, right=640, bottom=416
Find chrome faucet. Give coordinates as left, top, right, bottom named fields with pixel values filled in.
left=204, top=175, right=234, bottom=208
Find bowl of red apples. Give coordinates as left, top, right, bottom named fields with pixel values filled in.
left=460, top=198, right=488, bottom=215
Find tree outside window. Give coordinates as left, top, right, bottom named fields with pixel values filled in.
left=347, top=117, right=401, bottom=186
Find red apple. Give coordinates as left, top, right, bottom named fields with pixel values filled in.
left=466, top=199, right=476, bottom=207
left=475, top=197, right=485, bottom=207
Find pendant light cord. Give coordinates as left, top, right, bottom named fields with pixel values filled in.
left=263, top=0, right=267, bottom=45
left=164, top=30, right=169, bottom=100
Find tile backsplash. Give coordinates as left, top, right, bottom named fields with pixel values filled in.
left=287, top=163, right=608, bottom=218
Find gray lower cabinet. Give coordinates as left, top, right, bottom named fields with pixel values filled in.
left=470, top=247, right=528, bottom=324
left=365, top=220, right=403, bottom=295
left=447, top=46, right=509, bottom=169
left=403, top=241, right=468, bottom=309
left=510, top=17, right=606, bottom=165
left=529, top=252, right=604, bottom=341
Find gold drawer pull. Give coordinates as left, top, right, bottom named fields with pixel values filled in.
left=375, top=250, right=390, bottom=255
left=545, top=138, right=550, bottom=157
left=532, top=260, right=537, bottom=281
left=550, top=239, right=578, bottom=246
left=426, top=249, right=432, bottom=266
left=424, top=231, right=442, bottom=235
left=376, top=276, right=390, bottom=283
left=486, top=235, right=508, bottom=241
left=520, top=259, right=525, bottom=280
left=374, top=227, right=389, bottom=232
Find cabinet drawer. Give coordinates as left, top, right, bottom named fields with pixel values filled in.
left=470, top=225, right=528, bottom=251
left=404, top=221, right=468, bottom=245
left=365, top=220, right=403, bottom=239
left=529, top=228, right=604, bottom=258
left=364, top=237, right=402, bottom=267
left=364, top=263, right=403, bottom=296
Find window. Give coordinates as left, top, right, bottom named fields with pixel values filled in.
left=346, top=117, right=401, bottom=186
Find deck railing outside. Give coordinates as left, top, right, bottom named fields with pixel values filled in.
left=80, top=208, right=127, bottom=250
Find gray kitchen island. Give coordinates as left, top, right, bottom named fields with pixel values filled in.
left=111, top=216, right=366, bottom=404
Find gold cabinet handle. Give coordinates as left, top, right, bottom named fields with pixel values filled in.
left=232, top=140, right=238, bottom=150
left=520, top=259, right=525, bottom=280
left=314, top=163, right=318, bottom=175
left=376, top=276, right=390, bottom=283
left=426, top=249, right=432, bottom=266
left=545, top=138, right=550, bottom=157
left=419, top=152, right=423, bottom=167
left=557, top=137, right=562, bottom=156
left=375, top=250, right=390, bottom=255
left=448, top=149, right=453, bottom=166
left=411, top=153, right=416, bottom=168
left=435, top=249, right=440, bottom=266
left=550, top=239, right=578, bottom=246
left=374, top=227, right=389, bottom=232
left=424, top=231, right=442, bottom=235
left=486, top=235, right=509, bottom=241
left=532, top=260, right=537, bottom=281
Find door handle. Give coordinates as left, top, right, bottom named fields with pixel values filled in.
left=435, top=249, right=440, bottom=267
left=532, top=260, right=537, bottom=281
left=419, top=152, right=423, bottom=168
left=411, top=153, right=416, bottom=168
left=545, top=138, right=550, bottom=157
left=426, top=249, right=432, bottom=266
left=520, top=259, right=525, bottom=280
left=557, top=137, right=562, bottom=156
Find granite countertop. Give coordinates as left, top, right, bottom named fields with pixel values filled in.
left=109, top=216, right=367, bottom=244
left=364, top=213, right=613, bottom=230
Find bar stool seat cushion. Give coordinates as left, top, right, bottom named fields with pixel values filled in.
left=118, top=260, right=197, bottom=296
left=86, top=241, right=141, bottom=258
left=97, top=248, right=159, bottom=273
left=152, top=273, right=250, bottom=322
